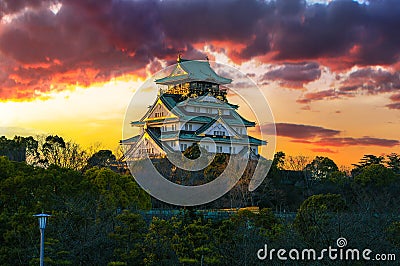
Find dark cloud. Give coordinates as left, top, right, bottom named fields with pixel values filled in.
left=263, top=122, right=399, bottom=148
left=310, top=148, right=337, bottom=154
left=338, top=68, right=400, bottom=94
left=314, top=136, right=399, bottom=147
left=390, top=93, right=400, bottom=102
left=261, top=122, right=340, bottom=139
left=297, top=68, right=400, bottom=105
left=297, top=89, right=338, bottom=104
left=263, top=62, right=321, bottom=88
left=2, top=0, right=400, bottom=100
left=0, top=0, right=55, bottom=19
left=384, top=93, right=400, bottom=109
left=386, top=103, right=400, bottom=110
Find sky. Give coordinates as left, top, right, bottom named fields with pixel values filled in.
left=1, top=0, right=399, bottom=167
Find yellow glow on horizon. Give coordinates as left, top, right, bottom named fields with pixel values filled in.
left=1, top=75, right=145, bottom=151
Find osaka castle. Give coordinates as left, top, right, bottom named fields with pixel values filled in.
left=122, top=56, right=266, bottom=159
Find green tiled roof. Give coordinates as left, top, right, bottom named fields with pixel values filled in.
left=159, top=130, right=266, bottom=145
left=146, top=129, right=174, bottom=153
left=155, top=60, right=232, bottom=85
left=132, top=92, right=255, bottom=140
left=131, top=121, right=145, bottom=126
left=120, top=135, right=140, bottom=144
left=177, top=94, right=235, bottom=109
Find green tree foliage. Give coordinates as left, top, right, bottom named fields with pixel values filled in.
left=215, top=208, right=283, bottom=265
left=0, top=156, right=150, bottom=265
left=386, top=153, right=400, bottom=174
left=143, top=217, right=179, bottom=265
left=86, top=149, right=117, bottom=170
left=204, top=153, right=229, bottom=182
left=172, top=218, right=220, bottom=265
left=39, top=135, right=87, bottom=170
left=109, top=210, right=147, bottom=265
left=0, top=136, right=38, bottom=162
left=294, top=193, right=346, bottom=245
left=272, top=151, right=285, bottom=170
left=352, top=154, right=385, bottom=176
left=84, top=167, right=151, bottom=211
left=354, top=163, right=397, bottom=186
left=182, top=143, right=202, bottom=159
left=305, top=156, right=339, bottom=180
left=387, top=221, right=400, bottom=248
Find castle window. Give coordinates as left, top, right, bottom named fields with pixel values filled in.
left=214, top=131, right=225, bottom=136
left=216, top=146, right=223, bottom=153
left=229, top=147, right=236, bottom=154
left=184, top=124, right=193, bottom=131
left=180, top=143, right=188, bottom=151
left=185, top=124, right=192, bottom=131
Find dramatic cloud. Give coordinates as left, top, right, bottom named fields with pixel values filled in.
left=2, top=0, right=400, bottom=100
left=263, top=122, right=399, bottom=148
left=314, top=137, right=400, bottom=147
left=262, top=62, right=321, bottom=88
left=386, top=103, right=400, bottom=109
left=386, top=93, right=400, bottom=109
left=262, top=122, right=340, bottom=139
left=338, top=68, right=400, bottom=94
left=297, top=89, right=339, bottom=104
left=310, top=148, right=337, bottom=154
left=297, top=67, right=400, bottom=106
left=390, top=93, right=400, bottom=102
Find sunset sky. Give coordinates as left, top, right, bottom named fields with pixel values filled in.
left=1, top=0, right=399, bottom=167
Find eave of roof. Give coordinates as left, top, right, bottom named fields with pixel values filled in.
left=155, top=60, right=232, bottom=85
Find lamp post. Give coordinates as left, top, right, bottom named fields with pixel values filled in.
left=33, top=213, right=51, bottom=266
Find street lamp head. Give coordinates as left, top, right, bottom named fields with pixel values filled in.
left=33, top=213, right=51, bottom=229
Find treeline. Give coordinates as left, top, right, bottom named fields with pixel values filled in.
left=0, top=135, right=123, bottom=171
left=0, top=156, right=150, bottom=265
left=255, top=152, right=400, bottom=212
left=1, top=154, right=400, bottom=265
left=1, top=135, right=400, bottom=264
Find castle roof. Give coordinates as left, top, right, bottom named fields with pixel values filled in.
left=176, top=93, right=238, bottom=109
left=155, top=59, right=232, bottom=85
left=132, top=93, right=255, bottom=127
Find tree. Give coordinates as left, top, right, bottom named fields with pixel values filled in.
left=294, top=193, right=346, bottom=246
left=386, top=153, right=400, bottom=174
left=386, top=221, right=400, bottom=248
left=172, top=218, right=220, bottom=265
left=203, top=153, right=229, bottom=183
left=0, top=136, right=39, bottom=163
left=143, top=218, right=179, bottom=265
left=109, top=210, right=147, bottom=265
left=0, top=156, right=151, bottom=265
left=304, top=156, right=339, bottom=180
left=84, top=168, right=151, bottom=211
left=182, top=143, right=202, bottom=159
left=272, top=151, right=285, bottom=170
left=86, top=150, right=117, bottom=170
left=283, top=155, right=310, bottom=171
left=37, top=135, right=88, bottom=170
left=352, top=154, right=385, bottom=176
left=354, top=164, right=397, bottom=187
